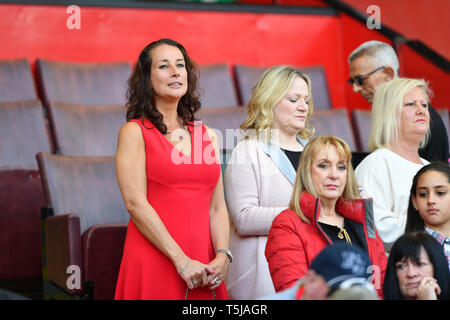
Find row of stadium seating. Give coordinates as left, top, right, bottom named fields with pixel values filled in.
left=0, top=58, right=448, bottom=299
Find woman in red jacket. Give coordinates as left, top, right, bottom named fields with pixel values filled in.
left=265, top=136, right=387, bottom=296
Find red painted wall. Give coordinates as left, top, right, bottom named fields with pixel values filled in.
left=0, top=3, right=447, bottom=110
left=0, top=4, right=346, bottom=108
left=342, top=0, right=450, bottom=61
left=397, top=44, right=450, bottom=110
left=339, top=12, right=449, bottom=110
left=339, top=0, right=450, bottom=110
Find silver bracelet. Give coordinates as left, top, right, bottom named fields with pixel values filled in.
left=178, top=257, right=190, bottom=276
left=216, top=248, right=233, bottom=263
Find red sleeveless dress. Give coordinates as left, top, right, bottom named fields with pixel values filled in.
left=114, top=119, right=228, bottom=300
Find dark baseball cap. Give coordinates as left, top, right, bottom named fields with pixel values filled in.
left=310, top=242, right=373, bottom=291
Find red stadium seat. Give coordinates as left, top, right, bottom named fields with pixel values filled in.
left=311, top=108, right=358, bottom=151
left=234, top=64, right=332, bottom=110
left=0, top=59, right=38, bottom=102
left=47, top=102, right=125, bottom=156
left=198, top=63, right=239, bottom=108
left=0, top=100, right=51, bottom=286
left=36, top=59, right=131, bottom=106
left=351, top=109, right=371, bottom=152
left=37, top=153, right=129, bottom=300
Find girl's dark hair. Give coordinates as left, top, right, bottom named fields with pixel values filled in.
left=383, top=232, right=450, bottom=300
left=405, top=162, right=450, bottom=233
left=125, top=38, right=201, bottom=133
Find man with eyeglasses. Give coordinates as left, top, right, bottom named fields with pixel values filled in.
left=348, top=40, right=448, bottom=163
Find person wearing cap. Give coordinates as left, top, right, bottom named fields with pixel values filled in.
left=265, top=136, right=387, bottom=297
left=262, top=242, right=379, bottom=300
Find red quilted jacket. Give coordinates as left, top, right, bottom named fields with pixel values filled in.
left=265, top=191, right=387, bottom=296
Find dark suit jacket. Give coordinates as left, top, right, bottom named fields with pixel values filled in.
left=419, top=104, right=449, bottom=163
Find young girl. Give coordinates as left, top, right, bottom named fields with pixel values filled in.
left=405, top=162, right=450, bottom=270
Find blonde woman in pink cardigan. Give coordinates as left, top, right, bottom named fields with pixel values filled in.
left=224, top=65, right=315, bottom=299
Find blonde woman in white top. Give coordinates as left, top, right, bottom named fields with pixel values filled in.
left=355, top=78, right=430, bottom=251
left=224, top=65, right=315, bottom=299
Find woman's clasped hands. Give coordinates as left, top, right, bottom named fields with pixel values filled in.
left=177, top=255, right=229, bottom=291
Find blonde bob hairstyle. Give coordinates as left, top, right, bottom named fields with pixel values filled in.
left=240, top=65, right=315, bottom=142
left=368, top=78, right=431, bottom=152
left=289, top=136, right=360, bottom=223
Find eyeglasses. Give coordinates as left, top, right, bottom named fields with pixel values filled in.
left=347, top=66, right=385, bottom=86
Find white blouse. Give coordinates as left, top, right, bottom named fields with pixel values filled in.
left=355, top=148, right=429, bottom=251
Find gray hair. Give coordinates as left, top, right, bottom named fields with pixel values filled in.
left=348, top=41, right=399, bottom=77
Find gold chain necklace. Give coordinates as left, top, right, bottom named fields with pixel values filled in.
left=337, top=227, right=352, bottom=245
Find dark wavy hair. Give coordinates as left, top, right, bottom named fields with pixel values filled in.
left=405, top=162, right=450, bottom=233
left=125, top=38, right=201, bottom=133
left=383, top=232, right=450, bottom=300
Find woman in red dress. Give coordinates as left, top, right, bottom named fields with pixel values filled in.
left=114, top=39, right=230, bottom=300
